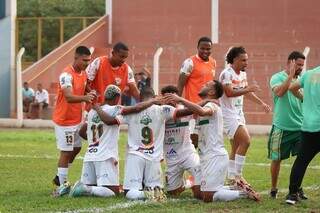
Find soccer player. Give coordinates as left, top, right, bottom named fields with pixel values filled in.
left=285, top=66, right=320, bottom=205
left=177, top=36, right=217, bottom=148
left=164, top=80, right=260, bottom=202
left=91, top=87, right=177, bottom=201
left=161, top=85, right=201, bottom=199
left=219, top=46, right=271, bottom=185
left=52, top=46, right=96, bottom=196
left=86, top=42, right=140, bottom=104
left=69, top=85, right=160, bottom=197
left=268, top=51, right=305, bottom=198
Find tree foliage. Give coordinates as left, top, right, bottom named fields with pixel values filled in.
left=17, top=0, right=105, bottom=62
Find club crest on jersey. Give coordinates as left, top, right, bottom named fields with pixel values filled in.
left=162, top=106, right=171, bottom=115
left=140, top=114, right=152, bottom=125
left=92, top=114, right=101, bottom=123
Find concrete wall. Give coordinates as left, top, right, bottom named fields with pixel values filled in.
left=0, top=0, right=16, bottom=118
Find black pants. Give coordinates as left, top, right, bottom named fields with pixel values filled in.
left=289, top=131, right=320, bottom=194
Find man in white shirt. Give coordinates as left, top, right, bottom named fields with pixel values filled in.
left=219, top=46, right=271, bottom=186
left=164, top=80, right=260, bottom=202
left=28, top=83, right=49, bottom=119
left=161, top=85, right=201, bottom=199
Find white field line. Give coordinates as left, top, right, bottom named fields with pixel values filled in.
left=53, top=198, right=195, bottom=213
left=1, top=154, right=320, bottom=170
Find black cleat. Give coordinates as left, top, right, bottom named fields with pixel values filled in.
left=270, top=188, right=278, bottom=199
left=298, top=188, right=308, bottom=200
left=285, top=193, right=299, bottom=205
left=52, top=175, right=60, bottom=187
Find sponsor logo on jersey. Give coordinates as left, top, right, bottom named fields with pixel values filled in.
left=166, top=148, right=177, bottom=158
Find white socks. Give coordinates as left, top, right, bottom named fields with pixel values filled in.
left=89, top=186, right=115, bottom=197
left=228, top=160, right=236, bottom=179
left=57, top=167, right=68, bottom=184
left=126, top=190, right=145, bottom=200
left=213, top=189, right=245, bottom=201
left=235, top=154, right=246, bottom=176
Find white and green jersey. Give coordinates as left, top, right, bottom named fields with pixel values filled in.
left=84, top=104, right=122, bottom=162
left=219, top=67, right=248, bottom=118
left=164, top=112, right=197, bottom=165
left=116, top=104, right=176, bottom=162
left=197, top=102, right=228, bottom=159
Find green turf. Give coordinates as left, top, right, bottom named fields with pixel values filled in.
left=0, top=128, right=319, bottom=212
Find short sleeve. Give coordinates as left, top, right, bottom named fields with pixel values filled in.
left=220, top=70, right=232, bottom=85
left=44, top=90, right=49, bottom=104
left=86, top=57, right=101, bottom=81
left=180, top=58, right=193, bottom=76
left=299, top=72, right=307, bottom=89
left=270, top=73, right=283, bottom=89
left=160, top=105, right=177, bottom=121
left=203, top=102, right=217, bottom=113
left=59, top=72, right=73, bottom=89
left=127, top=66, right=135, bottom=84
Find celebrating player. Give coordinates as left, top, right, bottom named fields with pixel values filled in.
left=52, top=46, right=95, bottom=196
left=219, top=46, right=271, bottom=186
left=164, top=80, right=260, bottom=202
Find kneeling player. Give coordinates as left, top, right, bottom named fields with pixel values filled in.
left=70, top=85, right=157, bottom=197
left=161, top=85, right=201, bottom=199
left=165, top=80, right=260, bottom=202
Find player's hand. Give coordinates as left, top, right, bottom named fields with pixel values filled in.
left=84, top=93, right=95, bottom=103
left=163, top=93, right=181, bottom=105
left=152, top=96, right=164, bottom=105
left=246, top=84, right=260, bottom=93
left=288, top=59, right=296, bottom=78
left=261, top=102, right=271, bottom=113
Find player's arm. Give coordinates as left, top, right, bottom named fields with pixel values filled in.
left=92, top=104, right=119, bottom=125
left=62, top=87, right=95, bottom=103
left=177, top=58, right=193, bottom=96
left=244, top=92, right=271, bottom=113
left=272, top=60, right=296, bottom=97
left=121, top=96, right=162, bottom=115
left=128, top=82, right=140, bottom=101
left=165, top=94, right=213, bottom=116
left=79, top=123, right=88, bottom=140
left=85, top=57, right=100, bottom=92
left=289, top=80, right=303, bottom=100
left=223, top=83, right=259, bottom=97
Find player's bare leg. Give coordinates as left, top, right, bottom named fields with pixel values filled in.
left=270, top=160, right=281, bottom=198
left=38, top=103, right=44, bottom=119
left=69, top=147, right=81, bottom=164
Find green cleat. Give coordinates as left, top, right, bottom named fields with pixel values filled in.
left=69, top=181, right=87, bottom=197
left=52, top=182, right=71, bottom=197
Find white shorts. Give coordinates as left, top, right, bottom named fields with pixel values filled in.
left=166, top=152, right=201, bottom=191
left=54, top=123, right=82, bottom=151
left=81, top=158, right=119, bottom=186
left=200, top=154, right=228, bottom=192
left=124, top=153, right=162, bottom=190
left=223, top=115, right=246, bottom=139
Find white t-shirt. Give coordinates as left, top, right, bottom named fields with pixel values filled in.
left=219, top=67, right=248, bottom=118
left=35, top=89, right=49, bottom=104
left=197, top=102, right=228, bottom=159
left=164, top=107, right=196, bottom=165
left=116, top=104, right=176, bottom=162
left=85, top=56, right=135, bottom=84
left=83, top=104, right=122, bottom=162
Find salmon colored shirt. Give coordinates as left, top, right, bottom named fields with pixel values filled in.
left=180, top=55, right=216, bottom=103
left=86, top=56, right=135, bottom=103
left=53, top=65, right=87, bottom=126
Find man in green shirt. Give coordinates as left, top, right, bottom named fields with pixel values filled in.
left=285, top=66, right=320, bottom=205
left=268, top=51, right=305, bottom=198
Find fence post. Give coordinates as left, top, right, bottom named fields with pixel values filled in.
left=59, top=18, right=64, bottom=45
left=37, top=18, right=42, bottom=60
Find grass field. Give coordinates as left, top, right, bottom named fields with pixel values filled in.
left=0, top=128, right=319, bottom=213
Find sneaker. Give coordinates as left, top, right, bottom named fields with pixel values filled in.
left=298, top=188, right=308, bottom=200
left=235, top=177, right=261, bottom=202
left=270, top=188, right=278, bottom=199
left=69, top=181, right=87, bottom=197
left=285, top=193, right=299, bottom=205
left=154, top=186, right=167, bottom=202
left=52, top=182, right=71, bottom=197
left=143, top=187, right=155, bottom=201
left=52, top=175, right=60, bottom=187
